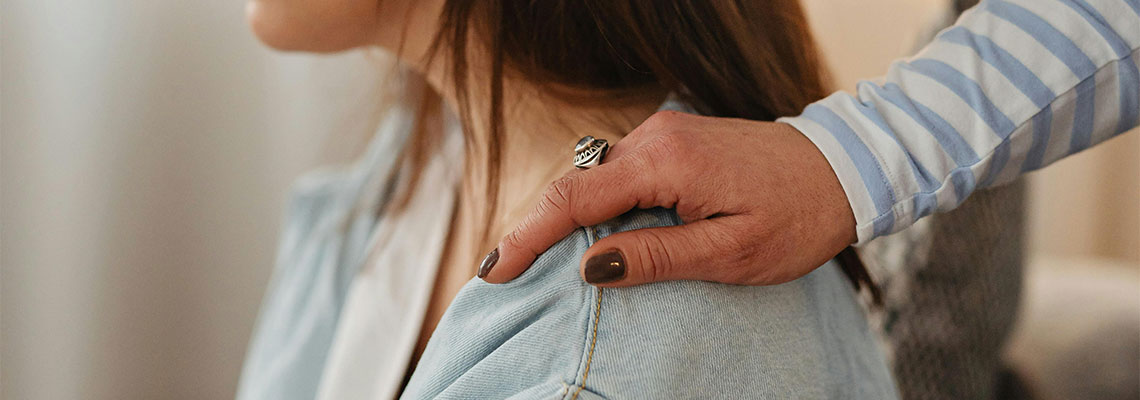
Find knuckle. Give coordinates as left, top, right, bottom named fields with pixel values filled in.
left=501, top=227, right=528, bottom=252
left=541, top=175, right=578, bottom=214
left=642, top=110, right=684, bottom=133
left=633, top=231, right=675, bottom=283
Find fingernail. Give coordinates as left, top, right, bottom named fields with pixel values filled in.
left=584, top=250, right=626, bottom=284
left=477, top=248, right=499, bottom=279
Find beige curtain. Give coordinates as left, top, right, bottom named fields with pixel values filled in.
left=1, top=0, right=388, bottom=398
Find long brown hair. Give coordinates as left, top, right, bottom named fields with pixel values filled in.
left=398, top=0, right=876, bottom=299
left=419, top=0, right=828, bottom=221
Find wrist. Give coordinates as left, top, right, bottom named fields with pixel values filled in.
left=776, top=115, right=869, bottom=245
left=776, top=122, right=858, bottom=248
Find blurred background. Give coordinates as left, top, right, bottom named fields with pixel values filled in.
left=2, top=0, right=1136, bottom=399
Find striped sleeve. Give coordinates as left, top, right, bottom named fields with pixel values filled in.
left=779, top=0, right=1140, bottom=245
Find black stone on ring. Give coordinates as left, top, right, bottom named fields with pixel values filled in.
left=574, top=136, right=609, bottom=169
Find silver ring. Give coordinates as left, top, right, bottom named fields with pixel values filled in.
left=574, top=136, right=609, bottom=169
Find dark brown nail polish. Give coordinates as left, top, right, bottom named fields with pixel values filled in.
left=477, top=248, right=499, bottom=279
left=584, top=250, right=626, bottom=284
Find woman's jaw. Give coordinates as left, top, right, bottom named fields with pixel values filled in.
left=245, top=0, right=442, bottom=56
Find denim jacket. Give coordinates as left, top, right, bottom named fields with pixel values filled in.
left=237, top=94, right=899, bottom=399
left=403, top=208, right=897, bottom=399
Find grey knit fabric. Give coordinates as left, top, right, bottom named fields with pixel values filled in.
left=864, top=182, right=1026, bottom=400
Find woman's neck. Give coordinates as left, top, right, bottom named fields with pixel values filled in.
left=495, top=90, right=662, bottom=229
left=406, top=74, right=664, bottom=365
left=436, top=77, right=666, bottom=266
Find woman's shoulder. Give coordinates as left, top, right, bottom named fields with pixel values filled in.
left=403, top=208, right=898, bottom=399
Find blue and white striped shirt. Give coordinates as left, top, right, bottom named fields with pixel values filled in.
left=780, top=0, right=1139, bottom=245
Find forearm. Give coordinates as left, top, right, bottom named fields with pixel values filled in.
left=780, top=0, right=1139, bottom=244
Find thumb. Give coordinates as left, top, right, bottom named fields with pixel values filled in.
left=481, top=149, right=672, bottom=283
left=580, top=218, right=753, bottom=287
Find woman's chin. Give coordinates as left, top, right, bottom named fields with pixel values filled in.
left=245, top=0, right=366, bottom=53
left=246, top=1, right=302, bottom=51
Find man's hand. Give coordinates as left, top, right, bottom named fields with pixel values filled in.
left=478, top=111, right=858, bottom=287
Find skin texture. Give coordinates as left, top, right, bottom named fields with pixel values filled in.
left=484, top=112, right=857, bottom=287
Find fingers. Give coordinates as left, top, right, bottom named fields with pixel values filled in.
left=579, top=217, right=764, bottom=288
left=481, top=152, right=676, bottom=283
left=481, top=110, right=713, bottom=284
left=477, top=116, right=839, bottom=288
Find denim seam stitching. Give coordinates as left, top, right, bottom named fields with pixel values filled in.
left=569, top=226, right=605, bottom=400
left=570, top=286, right=603, bottom=400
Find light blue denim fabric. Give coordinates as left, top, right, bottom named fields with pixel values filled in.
left=403, top=207, right=898, bottom=399
left=236, top=102, right=415, bottom=400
